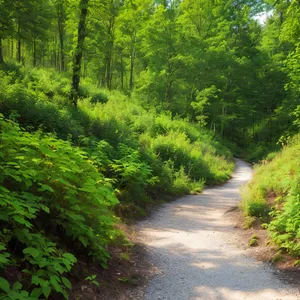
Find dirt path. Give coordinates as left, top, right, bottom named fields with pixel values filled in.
left=136, top=159, right=300, bottom=300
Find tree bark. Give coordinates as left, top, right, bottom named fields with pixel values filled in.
left=33, top=37, right=36, bottom=67
left=129, top=31, right=136, bottom=91
left=57, top=2, right=65, bottom=72
left=17, top=19, right=21, bottom=62
left=104, top=10, right=116, bottom=90
left=10, top=39, right=13, bottom=59
left=129, top=47, right=135, bottom=91
left=120, top=52, right=124, bottom=90
left=0, top=36, right=4, bottom=64
left=70, top=0, right=89, bottom=107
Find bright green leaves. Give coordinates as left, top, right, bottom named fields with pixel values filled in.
left=23, top=247, right=40, bottom=258
left=191, top=86, right=218, bottom=126
left=242, top=135, right=300, bottom=255
left=110, top=143, right=155, bottom=201
left=42, top=286, right=51, bottom=298
left=62, top=277, right=72, bottom=290
left=0, top=277, right=10, bottom=293
left=0, top=277, right=29, bottom=300
left=0, top=243, right=10, bottom=268
left=0, top=114, right=120, bottom=299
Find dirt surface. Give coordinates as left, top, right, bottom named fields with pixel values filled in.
left=135, top=159, right=300, bottom=300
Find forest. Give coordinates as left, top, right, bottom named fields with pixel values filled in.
left=0, top=0, right=299, bottom=298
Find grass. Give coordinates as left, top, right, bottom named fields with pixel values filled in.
left=241, top=134, right=300, bottom=256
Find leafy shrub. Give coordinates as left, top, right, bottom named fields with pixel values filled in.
left=269, top=180, right=300, bottom=256
left=248, top=234, right=259, bottom=247
left=90, top=92, right=109, bottom=104
left=0, top=115, right=120, bottom=298
left=265, top=151, right=278, bottom=162
left=0, top=65, right=234, bottom=217
left=245, top=201, right=270, bottom=218
left=241, top=134, right=300, bottom=256
left=0, top=73, right=84, bottom=140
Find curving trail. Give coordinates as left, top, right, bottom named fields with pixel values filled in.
left=137, top=160, right=300, bottom=300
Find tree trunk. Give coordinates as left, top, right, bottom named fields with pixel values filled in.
left=106, top=53, right=112, bottom=89
left=17, top=19, right=21, bottom=62
left=129, top=48, right=135, bottom=91
left=0, top=37, right=4, bottom=64
left=57, top=3, right=65, bottom=72
left=120, top=53, right=124, bottom=90
left=70, top=0, right=89, bottom=107
left=129, top=32, right=136, bottom=91
left=11, top=39, right=14, bottom=59
left=105, top=14, right=115, bottom=90
left=33, top=37, right=36, bottom=67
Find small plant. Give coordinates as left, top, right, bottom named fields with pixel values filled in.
left=242, top=216, right=256, bottom=229
left=120, top=252, right=130, bottom=261
left=272, top=251, right=283, bottom=263
left=117, top=277, right=129, bottom=283
left=85, top=275, right=100, bottom=287
left=246, top=201, right=270, bottom=218
left=248, top=234, right=259, bottom=247
left=261, top=223, right=269, bottom=229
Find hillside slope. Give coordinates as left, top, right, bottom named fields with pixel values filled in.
left=242, top=135, right=300, bottom=256
left=0, top=66, right=234, bottom=299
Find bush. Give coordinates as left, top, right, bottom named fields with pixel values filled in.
left=245, top=201, right=270, bottom=218
left=0, top=73, right=84, bottom=140
left=0, top=115, right=120, bottom=298
left=241, top=134, right=300, bottom=256
left=0, top=65, right=234, bottom=214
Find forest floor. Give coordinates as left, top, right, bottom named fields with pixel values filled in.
left=71, top=160, right=300, bottom=300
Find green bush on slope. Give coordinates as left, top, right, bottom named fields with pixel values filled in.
left=0, top=66, right=234, bottom=208
left=0, top=115, right=121, bottom=299
left=241, top=135, right=300, bottom=255
left=0, top=65, right=235, bottom=298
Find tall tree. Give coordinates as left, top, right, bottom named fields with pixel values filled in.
left=56, top=0, right=67, bottom=72
left=116, top=0, right=153, bottom=91
left=71, top=0, right=89, bottom=107
left=0, top=0, right=14, bottom=64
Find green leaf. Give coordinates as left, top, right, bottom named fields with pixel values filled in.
left=92, top=280, right=99, bottom=287
left=0, top=255, right=10, bottom=265
left=53, top=262, right=66, bottom=274
left=62, top=253, right=77, bottom=263
left=23, top=247, right=40, bottom=258
left=42, top=286, right=51, bottom=298
left=30, top=287, right=42, bottom=298
left=13, top=216, right=32, bottom=228
left=31, top=275, right=40, bottom=285
left=0, top=211, right=9, bottom=222
left=0, top=277, right=10, bottom=293
left=38, top=184, right=54, bottom=193
left=12, top=281, right=22, bottom=291
left=62, top=277, right=72, bottom=290
left=40, top=204, right=50, bottom=213
left=50, top=275, right=61, bottom=292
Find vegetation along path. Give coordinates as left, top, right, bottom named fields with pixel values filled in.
left=137, top=160, right=300, bottom=300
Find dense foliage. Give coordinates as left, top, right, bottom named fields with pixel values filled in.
left=0, top=114, right=120, bottom=299
left=241, top=135, right=300, bottom=256
left=0, top=0, right=299, bottom=156
left=0, top=0, right=299, bottom=298
left=0, top=65, right=233, bottom=298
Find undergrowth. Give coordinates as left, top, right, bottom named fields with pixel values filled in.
left=241, top=134, right=300, bottom=256
left=0, top=64, right=234, bottom=298
left=0, top=115, right=122, bottom=299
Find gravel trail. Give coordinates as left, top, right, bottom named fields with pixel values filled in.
left=137, top=159, right=300, bottom=300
